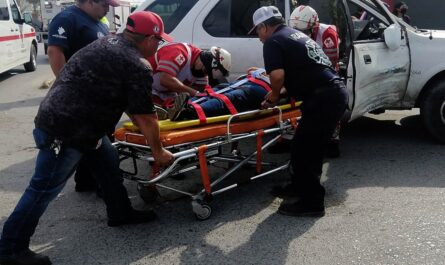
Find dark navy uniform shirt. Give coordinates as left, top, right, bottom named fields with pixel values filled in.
left=35, top=35, right=155, bottom=149
left=48, top=5, right=109, bottom=61
left=263, top=25, right=339, bottom=101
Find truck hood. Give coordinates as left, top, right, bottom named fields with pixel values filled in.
left=414, top=29, right=445, bottom=40
left=404, top=28, right=445, bottom=104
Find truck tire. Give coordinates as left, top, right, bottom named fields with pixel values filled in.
left=24, top=45, right=37, bottom=72
left=420, top=80, right=445, bottom=143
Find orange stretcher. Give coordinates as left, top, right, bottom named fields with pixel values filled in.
left=113, top=106, right=301, bottom=220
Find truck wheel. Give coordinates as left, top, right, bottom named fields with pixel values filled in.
left=420, top=80, right=445, bottom=143
left=24, top=45, right=37, bottom=72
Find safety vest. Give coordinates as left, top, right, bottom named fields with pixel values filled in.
left=312, top=23, right=339, bottom=69
left=152, top=43, right=207, bottom=100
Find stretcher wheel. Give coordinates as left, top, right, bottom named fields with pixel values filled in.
left=137, top=183, right=159, bottom=203
left=193, top=202, right=212, bottom=221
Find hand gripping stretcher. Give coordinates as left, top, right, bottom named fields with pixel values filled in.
left=113, top=104, right=301, bottom=220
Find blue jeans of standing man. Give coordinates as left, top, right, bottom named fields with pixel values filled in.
left=0, top=128, right=132, bottom=257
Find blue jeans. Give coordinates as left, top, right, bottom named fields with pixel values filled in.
left=184, top=82, right=268, bottom=119
left=0, top=128, right=132, bottom=256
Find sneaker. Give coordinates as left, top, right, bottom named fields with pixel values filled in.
left=168, top=93, right=189, bottom=121
left=0, top=249, right=51, bottom=265
left=107, top=209, right=157, bottom=227
left=278, top=200, right=325, bottom=217
left=325, top=140, right=340, bottom=158
left=267, top=137, right=292, bottom=154
left=270, top=184, right=299, bottom=198
left=155, top=107, right=169, bottom=120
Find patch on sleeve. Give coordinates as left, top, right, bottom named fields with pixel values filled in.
left=305, top=39, right=332, bottom=67
left=175, top=54, right=186, bottom=66
left=51, top=27, right=67, bottom=39
left=323, top=37, right=335, bottom=48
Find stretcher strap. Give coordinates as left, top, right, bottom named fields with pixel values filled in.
left=204, top=86, right=238, bottom=115
left=291, top=116, right=298, bottom=129
left=208, top=91, right=238, bottom=115
left=247, top=76, right=272, bottom=92
left=290, top=98, right=296, bottom=108
left=190, top=102, right=207, bottom=124
left=162, top=97, right=175, bottom=109
left=198, top=145, right=212, bottom=195
left=149, top=162, right=160, bottom=191
left=256, top=130, right=265, bottom=174
left=151, top=163, right=161, bottom=179
left=204, top=86, right=215, bottom=94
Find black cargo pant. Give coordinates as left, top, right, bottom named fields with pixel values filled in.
left=290, top=80, right=348, bottom=203
left=74, top=134, right=114, bottom=190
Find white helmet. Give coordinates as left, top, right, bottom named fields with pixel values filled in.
left=210, top=46, right=231, bottom=74
left=289, top=5, right=319, bottom=31
left=201, top=46, right=232, bottom=78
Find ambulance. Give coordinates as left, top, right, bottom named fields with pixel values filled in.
left=0, top=0, right=38, bottom=74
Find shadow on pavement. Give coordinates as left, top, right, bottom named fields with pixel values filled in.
left=0, top=97, right=44, bottom=112
left=0, top=70, right=27, bottom=83
left=0, top=113, right=443, bottom=264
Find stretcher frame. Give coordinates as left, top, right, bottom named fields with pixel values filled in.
left=113, top=107, right=299, bottom=220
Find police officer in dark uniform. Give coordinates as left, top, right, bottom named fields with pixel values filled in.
left=249, top=6, right=348, bottom=217
left=47, top=0, right=120, bottom=193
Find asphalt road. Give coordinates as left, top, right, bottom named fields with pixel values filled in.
left=0, top=44, right=444, bottom=265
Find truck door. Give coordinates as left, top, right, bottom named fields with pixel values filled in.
left=333, top=0, right=410, bottom=120
left=9, top=0, right=27, bottom=63
left=192, top=0, right=286, bottom=77
left=0, top=0, right=15, bottom=70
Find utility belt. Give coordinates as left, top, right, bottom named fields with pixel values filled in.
left=311, top=78, right=345, bottom=95
left=34, top=127, right=104, bottom=154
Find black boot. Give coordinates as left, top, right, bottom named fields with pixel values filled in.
left=278, top=200, right=325, bottom=217
left=0, top=249, right=51, bottom=265
left=270, top=184, right=300, bottom=198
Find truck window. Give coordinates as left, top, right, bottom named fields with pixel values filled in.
left=347, top=1, right=389, bottom=41
left=203, top=0, right=285, bottom=37
left=9, top=0, right=21, bottom=23
left=0, top=0, right=9, bottom=20
left=145, top=0, right=198, bottom=34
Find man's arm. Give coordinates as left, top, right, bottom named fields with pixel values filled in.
left=47, top=45, right=66, bottom=77
left=131, top=113, right=173, bottom=166
left=160, top=72, right=199, bottom=96
left=261, top=69, right=285, bottom=109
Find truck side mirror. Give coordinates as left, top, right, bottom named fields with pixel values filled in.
left=384, top=24, right=402, bottom=50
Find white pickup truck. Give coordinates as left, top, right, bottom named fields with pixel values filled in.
left=134, top=0, right=445, bottom=143
left=0, top=0, right=38, bottom=74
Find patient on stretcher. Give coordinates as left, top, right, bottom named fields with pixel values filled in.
left=167, top=68, right=276, bottom=121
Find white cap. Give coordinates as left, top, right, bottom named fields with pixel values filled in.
left=248, top=6, right=283, bottom=35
